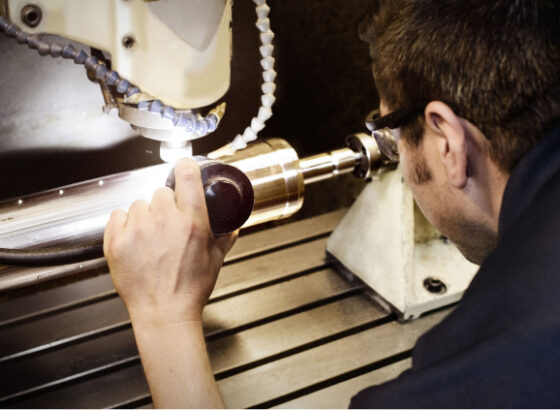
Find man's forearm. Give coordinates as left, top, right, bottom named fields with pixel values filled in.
left=131, top=316, right=225, bottom=409
left=104, top=160, right=236, bottom=408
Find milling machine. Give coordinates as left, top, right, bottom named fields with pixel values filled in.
left=0, top=0, right=476, bottom=320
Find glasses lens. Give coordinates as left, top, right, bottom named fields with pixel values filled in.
left=372, top=128, right=399, bottom=163
left=365, top=109, right=380, bottom=131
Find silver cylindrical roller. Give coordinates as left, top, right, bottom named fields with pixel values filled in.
left=0, top=134, right=395, bottom=288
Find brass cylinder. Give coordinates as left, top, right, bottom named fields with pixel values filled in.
left=222, top=138, right=305, bottom=228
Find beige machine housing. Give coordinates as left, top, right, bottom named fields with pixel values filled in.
left=327, top=166, right=478, bottom=320
left=7, top=0, right=232, bottom=109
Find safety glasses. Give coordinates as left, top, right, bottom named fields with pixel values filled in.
left=365, top=105, right=426, bottom=163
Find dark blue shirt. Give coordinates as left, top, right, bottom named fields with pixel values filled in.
left=350, top=124, right=560, bottom=408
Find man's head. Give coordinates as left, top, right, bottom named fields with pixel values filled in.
left=360, top=0, right=560, bottom=264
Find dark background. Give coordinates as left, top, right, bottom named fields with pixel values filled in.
left=0, top=0, right=377, bottom=218
left=202, top=0, right=378, bottom=156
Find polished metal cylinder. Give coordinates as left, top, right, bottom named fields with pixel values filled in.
left=0, top=135, right=391, bottom=290
left=299, top=148, right=361, bottom=184
left=0, top=139, right=306, bottom=252
left=0, top=163, right=173, bottom=249
left=222, top=138, right=305, bottom=227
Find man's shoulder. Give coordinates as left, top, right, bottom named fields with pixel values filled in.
left=350, top=321, right=560, bottom=408
left=350, top=171, right=560, bottom=408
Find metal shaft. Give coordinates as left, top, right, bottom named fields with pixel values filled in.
left=0, top=163, right=173, bottom=249
left=299, top=148, right=362, bottom=184
left=0, top=135, right=390, bottom=290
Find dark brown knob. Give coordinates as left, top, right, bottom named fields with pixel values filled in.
left=167, top=157, right=254, bottom=235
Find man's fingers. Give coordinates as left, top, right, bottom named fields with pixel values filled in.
left=174, top=158, right=209, bottom=221
left=150, top=187, right=175, bottom=213
left=128, top=199, right=149, bottom=223
left=215, top=230, right=239, bottom=255
left=104, top=209, right=127, bottom=255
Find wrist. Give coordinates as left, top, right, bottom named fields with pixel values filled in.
left=129, top=312, right=205, bottom=349
left=127, top=300, right=204, bottom=329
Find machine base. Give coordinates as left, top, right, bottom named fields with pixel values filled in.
left=327, top=167, right=478, bottom=321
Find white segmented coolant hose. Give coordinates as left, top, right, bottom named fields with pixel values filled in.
left=230, top=0, right=277, bottom=151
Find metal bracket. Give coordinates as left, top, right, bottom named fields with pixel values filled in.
left=327, top=166, right=477, bottom=320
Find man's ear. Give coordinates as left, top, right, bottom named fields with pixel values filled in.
left=424, top=101, right=469, bottom=189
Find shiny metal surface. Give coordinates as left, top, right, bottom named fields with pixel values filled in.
left=299, top=148, right=361, bottom=184
left=372, top=128, right=399, bottom=163
left=0, top=257, right=106, bottom=291
left=346, top=132, right=393, bottom=179
left=223, top=138, right=305, bottom=228
left=0, top=135, right=392, bottom=267
left=0, top=163, right=173, bottom=249
left=118, top=104, right=201, bottom=142
left=0, top=138, right=306, bottom=254
left=298, top=132, right=392, bottom=183
left=0, top=138, right=307, bottom=254
left=0, top=210, right=347, bottom=292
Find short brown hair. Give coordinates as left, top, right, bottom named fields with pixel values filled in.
left=359, top=0, right=560, bottom=172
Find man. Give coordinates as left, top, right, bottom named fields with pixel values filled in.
left=104, top=0, right=560, bottom=407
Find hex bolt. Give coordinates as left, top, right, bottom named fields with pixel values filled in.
left=122, top=36, right=135, bottom=49
left=423, top=277, right=447, bottom=294
left=21, top=4, right=42, bottom=28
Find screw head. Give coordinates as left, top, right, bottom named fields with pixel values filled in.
left=122, top=36, right=135, bottom=49
left=423, top=277, right=447, bottom=294
left=21, top=4, right=42, bottom=28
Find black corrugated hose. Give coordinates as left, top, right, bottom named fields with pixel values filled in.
left=0, top=240, right=104, bottom=266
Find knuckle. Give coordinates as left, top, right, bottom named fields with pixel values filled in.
left=107, top=209, right=125, bottom=228
left=130, top=221, right=147, bottom=239
left=152, top=187, right=175, bottom=207
left=109, top=209, right=123, bottom=219
left=104, top=210, right=125, bottom=248
left=185, top=217, right=210, bottom=240
left=153, top=210, right=168, bottom=229
left=130, top=199, right=148, bottom=210
left=154, top=186, right=172, bottom=197
left=105, top=234, right=125, bottom=257
left=175, top=159, right=201, bottom=180
left=175, top=216, right=192, bottom=233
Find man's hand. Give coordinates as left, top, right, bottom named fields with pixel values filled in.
left=104, top=158, right=236, bottom=324
left=103, top=158, right=236, bottom=408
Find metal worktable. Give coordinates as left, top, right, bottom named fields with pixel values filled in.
left=0, top=209, right=449, bottom=408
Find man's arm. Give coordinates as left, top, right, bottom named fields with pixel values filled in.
left=130, top=316, right=224, bottom=408
left=103, top=158, right=236, bottom=408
